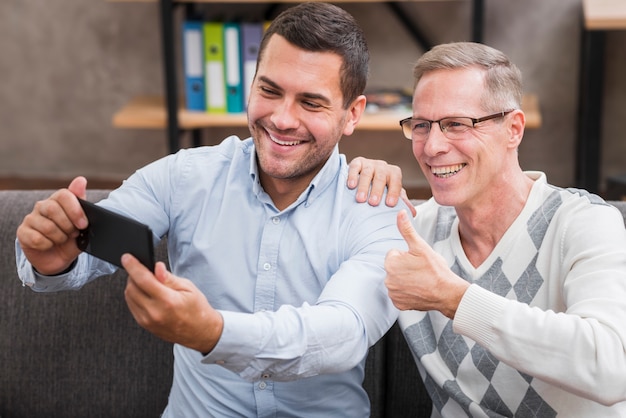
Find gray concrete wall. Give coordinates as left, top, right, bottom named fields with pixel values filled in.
left=0, top=0, right=624, bottom=193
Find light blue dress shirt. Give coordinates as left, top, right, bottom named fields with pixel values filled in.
left=16, top=136, right=406, bottom=417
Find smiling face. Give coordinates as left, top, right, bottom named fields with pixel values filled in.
left=412, top=67, right=520, bottom=209
left=247, top=35, right=364, bottom=205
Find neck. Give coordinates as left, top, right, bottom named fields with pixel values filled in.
left=456, top=171, right=534, bottom=267
left=260, top=174, right=312, bottom=211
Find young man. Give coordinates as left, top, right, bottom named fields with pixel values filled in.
left=15, top=4, right=409, bottom=416
left=384, top=42, right=626, bottom=416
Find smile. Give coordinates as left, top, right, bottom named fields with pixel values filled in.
left=269, top=133, right=302, bottom=146
left=431, top=164, right=466, bottom=178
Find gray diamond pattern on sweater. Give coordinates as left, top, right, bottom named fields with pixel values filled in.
left=402, top=193, right=566, bottom=417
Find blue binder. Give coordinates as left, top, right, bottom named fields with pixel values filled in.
left=182, top=21, right=205, bottom=111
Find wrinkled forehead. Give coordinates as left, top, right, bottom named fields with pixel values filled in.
left=413, top=67, right=487, bottom=115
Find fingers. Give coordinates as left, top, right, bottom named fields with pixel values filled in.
left=123, top=254, right=159, bottom=292
left=68, top=176, right=88, bottom=200
left=122, top=254, right=223, bottom=353
left=15, top=177, right=93, bottom=276
left=123, top=256, right=183, bottom=298
left=347, top=156, right=364, bottom=190
left=123, top=254, right=165, bottom=323
left=351, top=157, right=377, bottom=204
left=154, top=261, right=170, bottom=284
left=397, top=210, right=427, bottom=255
left=346, top=157, right=406, bottom=207
left=347, top=157, right=388, bottom=205
left=19, top=194, right=83, bottom=251
left=382, top=164, right=403, bottom=207
left=366, top=162, right=389, bottom=206
left=43, top=176, right=89, bottom=233
left=19, top=209, right=71, bottom=251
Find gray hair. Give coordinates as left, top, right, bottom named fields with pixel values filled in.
left=413, top=42, right=523, bottom=112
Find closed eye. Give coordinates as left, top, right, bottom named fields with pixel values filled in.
left=260, top=85, right=280, bottom=97
left=300, top=93, right=331, bottom=111
left=301, top=100, right=324, bottom=110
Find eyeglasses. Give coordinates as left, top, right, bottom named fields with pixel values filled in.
left=399, top=110, right=513, bottom=141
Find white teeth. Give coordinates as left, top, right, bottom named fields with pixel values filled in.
left=270, top=134, right=301, bottom=146
left=431, top=164, right=465, bottom=178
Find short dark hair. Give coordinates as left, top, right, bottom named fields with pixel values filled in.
left=258, top=2, right=369, bottom=109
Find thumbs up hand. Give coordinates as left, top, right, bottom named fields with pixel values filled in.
left=384, top=210, right=470, bottom=319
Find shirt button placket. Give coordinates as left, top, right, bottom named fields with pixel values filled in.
left=254, top=214, right=283, bottom=313
left=254, top=373, right=276, bottom=417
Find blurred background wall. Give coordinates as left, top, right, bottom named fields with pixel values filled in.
left=0, top=0, right=624, bottom=197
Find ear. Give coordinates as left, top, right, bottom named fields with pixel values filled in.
left=342, top=94, right=367, bottom=137
left=507, top=109, right=525, bottom=150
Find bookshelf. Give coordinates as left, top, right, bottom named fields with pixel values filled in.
left=109, top=0, right=542, bottom=154
left=113, top=94, right=542, bottom=131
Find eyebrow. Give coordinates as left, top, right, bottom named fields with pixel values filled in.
left=257, top=75, right=333, bottom=107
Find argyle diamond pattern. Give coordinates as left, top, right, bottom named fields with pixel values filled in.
left=402, top=191, right=566, bottom=417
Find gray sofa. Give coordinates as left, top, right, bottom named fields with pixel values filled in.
left=1, top=190, right=624, bottom=418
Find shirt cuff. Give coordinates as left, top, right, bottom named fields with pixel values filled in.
left=453, top=284, right=506, bottom=350
left=201, top=310, right=263, bottom=375
left=15, top=240, right=77, bottom=290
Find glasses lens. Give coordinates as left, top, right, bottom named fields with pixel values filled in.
left=401, top=119, right=430, bottom=140
left=440, top=117, right=473, bottom=139
left=400, top=119, right=414, bottom=139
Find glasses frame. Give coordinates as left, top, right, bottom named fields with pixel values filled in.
left=399, top=110, right=514, bottom=141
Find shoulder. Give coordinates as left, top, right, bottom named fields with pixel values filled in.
left=532, top=183, right=626, bottom=255
left=548, top=184, right=620, bottom=222
left=527, top=172, right=612, bottom=215
left=144, top=136, right=251, bottom=182
left=171, top=136, right=251, bottom=165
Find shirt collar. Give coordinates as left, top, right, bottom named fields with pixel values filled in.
left=246, top=138, right=341, bottom=210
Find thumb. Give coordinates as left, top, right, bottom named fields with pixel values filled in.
left=396, top=209, right=426, bottom=255
left=154, top=261, right=175, bottom=285
left=68, top=176, right=88, bottom=200
left=154, top=262, right=191, bottom=292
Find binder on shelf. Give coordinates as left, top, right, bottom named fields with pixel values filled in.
left=182, top=21, right=205, bottom=111
left=203, top=22, right=227, bottom=113
left=223, top=23, right=244, bottom=113
left=240, top=22, right=263, bottom=109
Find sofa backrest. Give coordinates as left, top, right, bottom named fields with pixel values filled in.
left=0, top=190, right=174, bottom=418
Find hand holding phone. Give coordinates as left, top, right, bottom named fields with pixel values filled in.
left=76, top=198, right=155, bottom=271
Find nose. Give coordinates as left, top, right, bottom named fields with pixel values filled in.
left=270, top=100, right=300, bottom=131
left=422, top=122, right=449, bottom=156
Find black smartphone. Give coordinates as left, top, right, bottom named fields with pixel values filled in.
left=76, top=198, right=155, bottom=271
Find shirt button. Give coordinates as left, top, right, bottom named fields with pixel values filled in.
left=272, top=217, right=280, bottom=224
left=263, top=262, right=271, bottom=271
left=259, top=381, right=267, bottom=390
left=262, top=373, right=271, bottom=379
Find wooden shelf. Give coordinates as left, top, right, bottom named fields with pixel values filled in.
left=521, top=94, right=542, bottom=129
left=113, top=94, right=542, bottom=131
left=111, top=0, right=486, bottom=152
left=583, top=0, right=626, bottom=30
